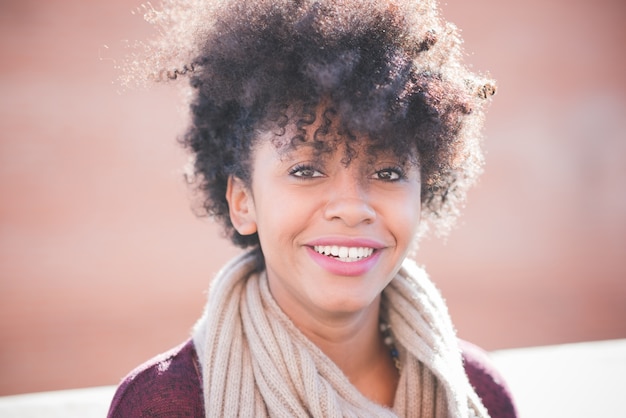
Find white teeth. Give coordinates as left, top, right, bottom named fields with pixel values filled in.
left=313, top=245, right=375, bottom=262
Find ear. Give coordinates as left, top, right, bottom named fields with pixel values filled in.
left=225, top=176, right=258, bottom=236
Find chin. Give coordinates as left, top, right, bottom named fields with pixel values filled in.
left=314, top=293, right=379, bottom=315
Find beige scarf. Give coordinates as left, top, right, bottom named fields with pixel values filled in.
left=192, top=250, right=489, bottom=417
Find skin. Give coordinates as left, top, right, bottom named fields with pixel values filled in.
left=226, top=110, right=422, bottom=406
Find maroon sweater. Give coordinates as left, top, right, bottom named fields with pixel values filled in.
left=108, top=339, right=517, bottom=417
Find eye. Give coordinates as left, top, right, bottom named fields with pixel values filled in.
left=372, top=167, right=404, bottom=181
left=289, top=164, right=324, bottom=178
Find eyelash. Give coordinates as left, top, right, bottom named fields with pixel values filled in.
left=289, top=164, right=323, bottom=178
left=373, top=166, right=406, bottom=182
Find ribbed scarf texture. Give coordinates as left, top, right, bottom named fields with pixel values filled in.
left=192, top=251, right=489, bottom=417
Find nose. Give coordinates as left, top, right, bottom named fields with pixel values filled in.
left=323, top=173, right=376, bottom=226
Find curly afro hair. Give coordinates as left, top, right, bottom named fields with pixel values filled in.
left=125, top=0, right=495, bottom=248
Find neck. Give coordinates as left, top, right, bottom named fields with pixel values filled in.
left=284, top=296, right=400, bottom=407
left=301, top=300, right=381, bottom=366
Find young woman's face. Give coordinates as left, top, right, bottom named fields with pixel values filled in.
left=228, top=124, right=422, bottom=323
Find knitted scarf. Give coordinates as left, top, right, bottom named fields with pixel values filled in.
left=192, top=251, right=489, bottom=417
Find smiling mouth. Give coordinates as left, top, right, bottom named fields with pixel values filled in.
left=312, top=245, right=375, bottom=262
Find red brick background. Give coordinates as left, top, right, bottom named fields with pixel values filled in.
left=1, top=0, right=625, bottom=395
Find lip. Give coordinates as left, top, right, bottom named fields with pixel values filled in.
left=304, top=237, right=385, bottom=277
left=305, top=237, right=386, bottom=249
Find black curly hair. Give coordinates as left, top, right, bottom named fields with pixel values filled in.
left=125, top=0, right=495, bottom=248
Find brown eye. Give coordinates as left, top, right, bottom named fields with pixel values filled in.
left=289, top=165, right=323, bottom=178
left=372, top=168, right=403, bottom=181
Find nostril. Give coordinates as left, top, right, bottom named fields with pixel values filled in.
left=323, top=197, right=376, bottom=226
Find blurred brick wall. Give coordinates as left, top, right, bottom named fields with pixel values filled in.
left=0, top=0, right=624, bottom=395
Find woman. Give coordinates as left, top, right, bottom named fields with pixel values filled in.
left=109, top=0, right=515, bottom=416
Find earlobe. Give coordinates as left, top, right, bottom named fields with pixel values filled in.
left=225, top=176, right=258, bottom=235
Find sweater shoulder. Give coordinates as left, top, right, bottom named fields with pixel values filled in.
left=461, top=340, right=518, bottom=418
left=107, top=339, right=203, bottom=417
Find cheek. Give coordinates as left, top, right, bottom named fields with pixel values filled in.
left=381, top=190, right=421, bottom=238
left=254, top=190, right=310, bottom=243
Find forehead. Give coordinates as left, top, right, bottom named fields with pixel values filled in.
left=257, top=102, right=418, bottom=165
left=260, top=131, right=416, bottom=170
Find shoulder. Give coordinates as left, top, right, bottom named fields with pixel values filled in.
left=107, top=339, right=203, bottom=417
left=460, top=340, right=518, bottom=418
